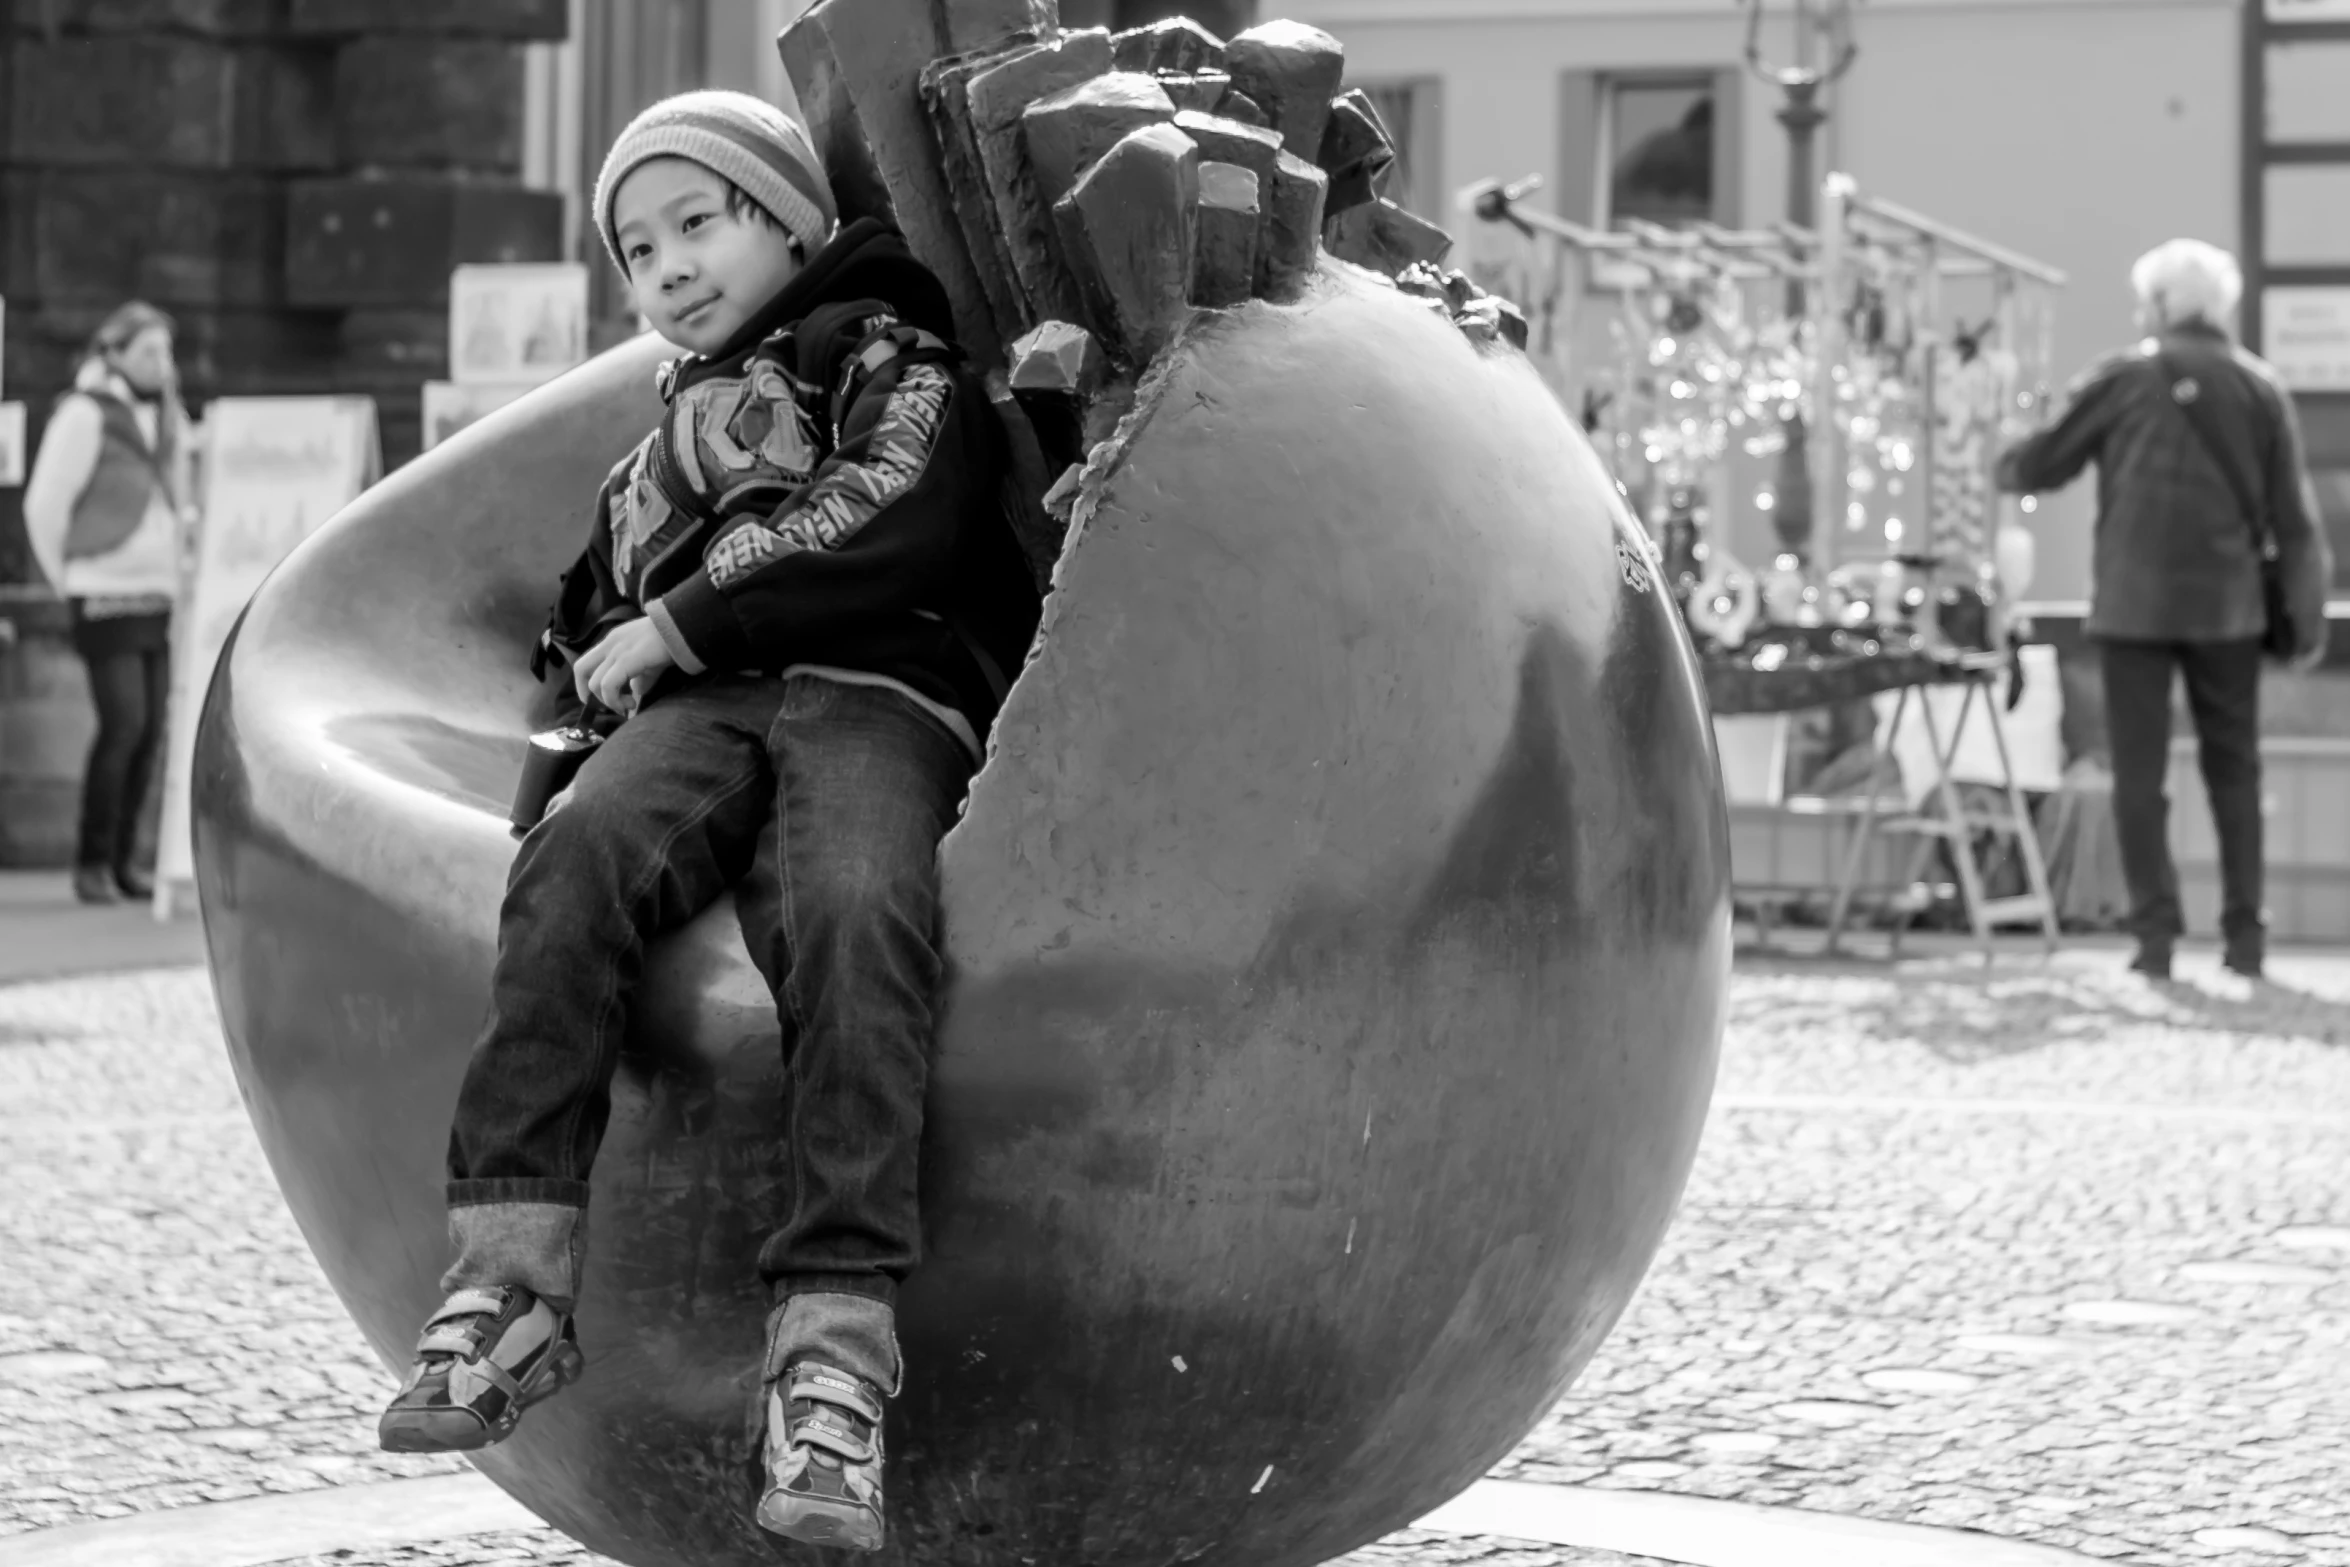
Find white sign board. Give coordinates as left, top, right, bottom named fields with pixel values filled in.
left=154, top=397, right=380, bottom=914
left=450, top=263, right=589, bottom=386
left=422, top=379, right=536, bottom=451
left=0, top=402, right=23, bottom=487
left=2266, top=287, right=2350, bottom=391
left=2268, top=0, right=2350, bottom=18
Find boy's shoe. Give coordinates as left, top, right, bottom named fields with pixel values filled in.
left=2127, top=942, right=2172, bottom=981
left=2223, top=940, right=2264, bottom=980
left=756, top=1361, right=887, bottom=1550
left=377, top=1285, right=582, bottom=1453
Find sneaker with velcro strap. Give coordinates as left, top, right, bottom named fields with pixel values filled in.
left=377, top=1285, right=583, bottom=1453
left=756, top=1360, right=888, bottom=1550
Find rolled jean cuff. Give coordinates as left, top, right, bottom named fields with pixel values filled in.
left=764, top=1290, right=901, bottom=1396
left=768, top=1272, right=897, bottom=1308
left=448, top=1177, right=590, bottom=1208
left=441, top=1197, right=587, bottom=1310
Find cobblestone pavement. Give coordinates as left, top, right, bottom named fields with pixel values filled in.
left=1507, top=950, right=2350, bottom=1566
left=2, top=950, right=2346, bottom=1566
left=0, top=971, right=472, bottom=1529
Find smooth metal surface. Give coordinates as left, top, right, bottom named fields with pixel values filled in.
left=193, top=261, right=1731, bottom=1567
left=0, top=1472, right=2100, bottom=1567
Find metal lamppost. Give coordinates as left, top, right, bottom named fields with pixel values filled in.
left=1742, top=0, right=1858, bottom=564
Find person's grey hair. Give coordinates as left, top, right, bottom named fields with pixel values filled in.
left=2130, top=239, right=2242, bottom=327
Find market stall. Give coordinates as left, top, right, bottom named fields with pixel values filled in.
left=1471, top=170, right=2071, bottom=955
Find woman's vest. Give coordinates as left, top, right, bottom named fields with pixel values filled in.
left=61, top=389, right=176, bottom=562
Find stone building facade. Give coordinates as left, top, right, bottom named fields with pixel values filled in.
left=0, top=0, right=570, bottom=862
left=0, top=0, right=571, bottom=583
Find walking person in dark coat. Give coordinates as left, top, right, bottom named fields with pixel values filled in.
left=1997, top=240, right=2333, bottom=980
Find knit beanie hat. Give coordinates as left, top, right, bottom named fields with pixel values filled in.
left=592, top=90, right=838, bottom=271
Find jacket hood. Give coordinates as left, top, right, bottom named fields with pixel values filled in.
left=699, top=218, right=958, bottom=367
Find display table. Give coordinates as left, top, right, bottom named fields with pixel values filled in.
left=1704, top=635, right=2060, bottom=963
left=1706, top=643, right=1970, bottom=717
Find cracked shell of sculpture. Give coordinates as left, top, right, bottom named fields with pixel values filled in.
left=192, top=259, right=1730, bottom=1567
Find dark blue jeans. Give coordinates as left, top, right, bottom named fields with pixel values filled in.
left=2098, top=636, right=2264, bottom=954
left=70, top=606, right=170, bottom=877
left=445, top=673, right=974, bottom=1311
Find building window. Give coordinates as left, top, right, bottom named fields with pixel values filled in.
left=2248, top=3, right=2350, bottom=595
left=1557, top=68, right=1742, bottom=235
left=2266, top=37, right=2350, bottom=145
left=2266, top=166, right=2350, bottom=268
left=1353, top=77, right=1444, bottom=223
left=1602, top=76, right=1717, bottom=228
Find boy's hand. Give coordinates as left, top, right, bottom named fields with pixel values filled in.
left=573, top=619, right=675, bottom=715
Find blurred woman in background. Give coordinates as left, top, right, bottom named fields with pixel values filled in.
left=23, top=302, right=195, bottom=905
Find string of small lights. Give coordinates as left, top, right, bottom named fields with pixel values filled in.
left=1467, top=173, right=2064, bottom=680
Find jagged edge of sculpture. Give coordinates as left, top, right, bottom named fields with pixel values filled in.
left=776, top=2, right=1520, bottom=561
left=777, top=0, right=1535, bottom=721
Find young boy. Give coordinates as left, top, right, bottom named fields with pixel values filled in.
left=375, top=91, right=1041, bottom=1552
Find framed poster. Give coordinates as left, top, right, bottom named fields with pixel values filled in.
left=450, top=263, right=590, bottom=386
left=2266, top=287, right=2350, bottom=391
left=422, top=380, right=537, bottom=451
left=153, top=396, right=381, bottom=916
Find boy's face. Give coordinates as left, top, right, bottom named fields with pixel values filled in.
left=613, top=158, right=802, bottom=355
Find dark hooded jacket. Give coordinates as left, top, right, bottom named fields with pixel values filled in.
left=533, top=218, right=1040, bottom=737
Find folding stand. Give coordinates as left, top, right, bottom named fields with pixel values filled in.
left=1824, top=658, right=2059, bottom=964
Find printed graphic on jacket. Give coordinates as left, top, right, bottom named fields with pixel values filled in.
left=675, top=358, right=822, bottom=506
left=609, top=353, right=829, bottom=588
left=703, top=361, right=952, bottom=589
